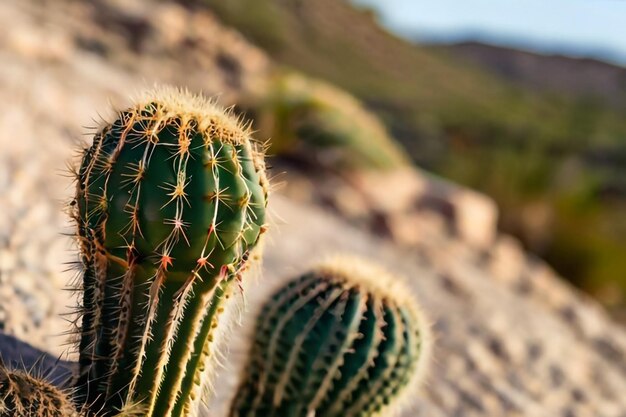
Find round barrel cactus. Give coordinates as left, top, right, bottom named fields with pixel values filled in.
left=229, top=257, right=430, bottom=417
left=72, top=87, right=268, bottom=417
left=0, top=363, right=78, bottom=417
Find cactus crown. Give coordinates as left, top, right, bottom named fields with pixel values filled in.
left=229, top=256, right=430, bottom=417
left=0, top=362, right=79, bottom=417
left=72, top=86, right=268, bottom=417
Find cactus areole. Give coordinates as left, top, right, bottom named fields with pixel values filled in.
left=73, top=88, right=268, bottom=417
left=230, top=258, right=430, bottom=417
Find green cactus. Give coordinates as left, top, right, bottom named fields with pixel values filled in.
left=0, top=362, right=79, bottom=417
left=72, top=87, right=268, bottom=417
left=249, top=72, right=409, bottom=170
left=229, top=257, right=430, bottom=417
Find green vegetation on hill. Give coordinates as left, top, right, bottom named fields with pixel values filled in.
left=197, top=0, right=626, bottom=312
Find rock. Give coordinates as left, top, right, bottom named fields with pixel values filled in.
left=346, top=166, right=498, bottom=250
left=349, top=167, right=428, bottom=213
left=490, top=235, right=527, bottom=285
left=449, top=186, right=498, bottom=249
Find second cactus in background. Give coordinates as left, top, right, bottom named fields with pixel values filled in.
left=229, top=257, right=430, bottom=417
left=246, top=72, right=410, bottom=171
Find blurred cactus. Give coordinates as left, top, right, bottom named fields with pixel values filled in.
left=249, top=72, right=409, bottom=170
left=229, top=257, right=430, bottom=417
left=72, top=87, right=268, bottom=417
left=0, top=361, right=78, bottom=417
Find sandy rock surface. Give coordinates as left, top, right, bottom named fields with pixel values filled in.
left=0, top=0, right=625, bottom=416
left=207, top=196, right=626, bottom=417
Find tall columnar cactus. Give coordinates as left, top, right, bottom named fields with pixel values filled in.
left=0, top=362, right=78, bottom=417
left=229, top=257, right=430, bottom=417
left=72, top=87, right=268, bottom=417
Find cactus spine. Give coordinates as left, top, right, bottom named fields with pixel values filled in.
left=229, top=257, right=430, bottom=417
left=72, top=87, right=268, bottom=417
left=0, top=362, right=78, bottom=417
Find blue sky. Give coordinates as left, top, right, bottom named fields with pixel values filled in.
left=352, top=0, right=626, bottom=65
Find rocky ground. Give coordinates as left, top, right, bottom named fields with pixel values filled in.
left=1, top=0, right=625, bottom=416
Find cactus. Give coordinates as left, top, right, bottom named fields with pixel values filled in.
left=229, top=257, right=430, bottom=417
left=248, top=72, right=409, bottom=170
left=72, top=87, right=268, bottom=417
left=0, top=361, right=79, bottom=417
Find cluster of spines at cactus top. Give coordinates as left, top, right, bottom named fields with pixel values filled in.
left=0, top=360, right=79, bottom=417
left=229, top=257, right=430, bottom=417
left=72, top=87, right=268, bottom=417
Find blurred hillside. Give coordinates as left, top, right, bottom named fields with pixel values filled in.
left=195, top=0, right=626, bottom=313
left=435, top=42, right=626, bottom=105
